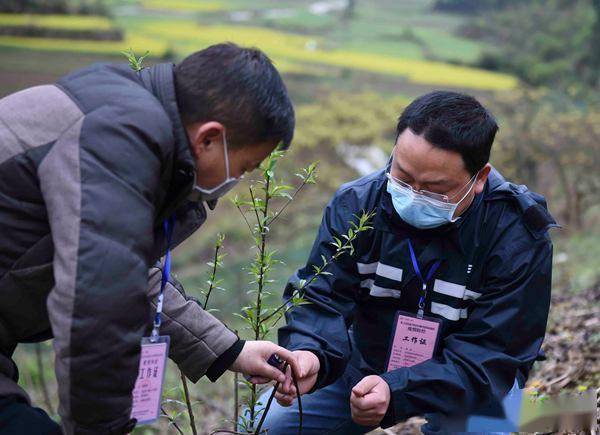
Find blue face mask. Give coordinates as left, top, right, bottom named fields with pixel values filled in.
left=386, top=172, right=478, bottom=229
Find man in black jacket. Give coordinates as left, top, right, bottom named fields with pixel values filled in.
left=0, top=43, right=298, bottom=434
left=261, top=91, right=557, bottom=434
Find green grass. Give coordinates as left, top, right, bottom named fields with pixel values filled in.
left=413, top=27, right=485, bottom=63
left=235, top=0, right=486, bottom=64
left=256, top=9, right=337, bottom=31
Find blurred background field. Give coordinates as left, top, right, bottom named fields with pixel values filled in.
left=1, top=0, right=598, bottom=433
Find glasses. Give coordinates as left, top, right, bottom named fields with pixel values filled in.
left=386, top=171, right=478, bottom=204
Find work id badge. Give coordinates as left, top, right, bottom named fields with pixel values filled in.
left=386, top=311, right=441, bottom=371
left=130, top=336, right=170, bottom=425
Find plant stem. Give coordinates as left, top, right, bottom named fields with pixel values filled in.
left=263, top=210, right=374, bottom=326
left=249, top=173, right=272, bottom=430
left=262, top=248, right=344, bottom=325
left=161, top=406, right=185, bottom=435
left=248, top=186, right=262, bottom=228
left=35, top=343, right=54, bottom=416
left=203, top=237, right=223, bottom=310
left=178, top=234, right=224, bottom=435
left=233, top=329, right=239, bottom=433
left=235, top=202, right=254, bottom=234
left=232, top=154, right=320, bottom=433
left=180, top=371, right=198, bottom=435
left=268, top=179, right=309, bottom=226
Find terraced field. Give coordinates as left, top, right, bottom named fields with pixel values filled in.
left=0, top=13, right=114, bottom=30
left=0, top=0, right=517, bottom=97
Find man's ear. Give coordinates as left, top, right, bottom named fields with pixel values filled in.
left=474, top=163, right=492, bottom=195
left=186, top=121, right=225, bottom=160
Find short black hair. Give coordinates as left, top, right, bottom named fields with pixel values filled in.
left=396, top=91, right=498, bottom=175
left=174, top=43, right=295, bottom=149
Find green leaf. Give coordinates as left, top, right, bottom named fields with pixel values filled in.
left=121, top=48, right=150, bottom=72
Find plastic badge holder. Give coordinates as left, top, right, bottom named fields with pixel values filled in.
left=131, top=335, right=170, bottom=425
left=386, top=310, right=441, bottom=371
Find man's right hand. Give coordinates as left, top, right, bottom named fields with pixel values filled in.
left=274, top=350, right=320, bottom=406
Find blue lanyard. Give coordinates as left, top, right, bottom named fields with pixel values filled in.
left=407, top=239, right=441, bottom=319
left=150, top=217, right=175, bottom=342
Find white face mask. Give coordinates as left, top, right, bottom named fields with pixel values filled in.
left=193, top=132, right=241, bottom=202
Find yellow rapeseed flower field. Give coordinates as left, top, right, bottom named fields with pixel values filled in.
left=0, top=16, right=517, bottom=91
left=0, top=14, right=113, bottom=30
left=141, top=0, right=225, bottom=12
left=143, top=21, right=517, bottom=90
left=0, top=35, right=168, bottom=57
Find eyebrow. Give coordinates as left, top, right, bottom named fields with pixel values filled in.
left=394, top=160, right=450, bottom=186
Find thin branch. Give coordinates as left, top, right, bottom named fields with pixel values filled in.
left=263, top=289, right=301, bottom=326
left=203, top=236, right=223, bottom=310
left=177, top=235, right=224, bottom=434
left=235, top=202, right=254, bottom=234
left=161, top=406, right=184, bottom=435
left=268, top=180, right=309, bottom=226
left=262, top=249, right=341, bottom=325
left=180, top=371, right=198, bottom=435
left=249, top=173, right=271, bottom=427
left=267, top=299, right=298, bottom=330
left=248, top=186, right=261, bottom=231
left=262, top=210, right=374, bottom=325
left=254, top=363, right=302, bottom=435
left=234, top=345, right=240, bottom=432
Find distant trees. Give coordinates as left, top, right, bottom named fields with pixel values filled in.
left=0, top=26, right=123, bottom=40
left=580, top=0, right=600, bottom=88
left=491, top=90, right=600, bottom=230
left=0, top=0, right=108, bottom=15
left=458, top=0, right=599, bottom=93
left=441, top=0, right=600, bottom=232
left=1, top=0, right=68, bottom=14
left=433, top=0, right=525, bottom=14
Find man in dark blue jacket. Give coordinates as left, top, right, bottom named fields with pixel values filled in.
left=260, top=91, right=557, bottom=433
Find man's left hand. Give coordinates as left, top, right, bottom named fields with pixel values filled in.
left=350, top=375, right=391, bottom=427
left=229, top=341, right=298, bottom=385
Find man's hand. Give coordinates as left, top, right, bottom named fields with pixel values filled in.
left=274, top=350, right=320, bottom=406
left=350, top=375, right=391, bottom=427
left=228, top=341, right=298, bottom=385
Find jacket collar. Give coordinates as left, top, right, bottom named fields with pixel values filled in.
left=139, top=63, right=195, bottom=175
left=139, top=63, right=219, bottom=218
left=483, top=166, right=559, bottom=237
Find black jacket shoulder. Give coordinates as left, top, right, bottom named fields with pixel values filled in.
left=56, top=63, right=175, bottom=153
